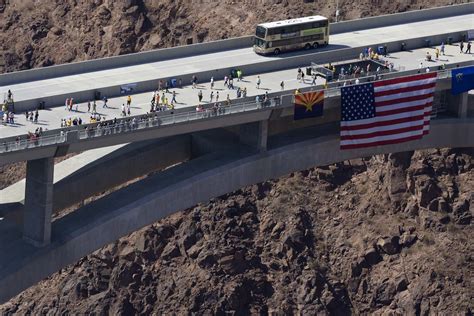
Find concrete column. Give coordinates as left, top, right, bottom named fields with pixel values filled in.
left=23, top=157, right=54, bottom=247
left=458, top=92, right=468, bottom=118
left=239, top=120, right=268, bottom=152
left=447, top=91, right=469, bottom=118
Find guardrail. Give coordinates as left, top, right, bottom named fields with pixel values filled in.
left=1, top=98, right=281, bottom=154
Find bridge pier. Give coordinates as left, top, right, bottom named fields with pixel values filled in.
left=239, top=120, right=268, bottom=152
left=448, top=91, right=469, bottom=118
left=23, top=157, right=54, bottom=247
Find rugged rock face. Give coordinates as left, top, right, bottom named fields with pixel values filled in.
left=0, top=0, right=465, bottom=72
left=2, top=148, right=472, bottom=314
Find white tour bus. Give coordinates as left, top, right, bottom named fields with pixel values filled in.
left=254, top=15, right=329, bottom=55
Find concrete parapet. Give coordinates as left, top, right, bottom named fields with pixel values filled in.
left=330, top=3, right=474, bottom=34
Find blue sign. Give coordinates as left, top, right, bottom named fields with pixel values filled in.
left=452, top=66, right=474, bottom=95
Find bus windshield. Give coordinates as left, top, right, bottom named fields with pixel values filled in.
left=255, top=26, right=267, bottom=38
left=255, top=38, right=266, bottom=47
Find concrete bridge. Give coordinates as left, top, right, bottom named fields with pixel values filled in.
left=0, top=3, right=474, bottom=303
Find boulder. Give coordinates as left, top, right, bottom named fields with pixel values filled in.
left=417, top=177, right=442, bottom=207
left=452, top=198, right=472, bottom=225
left=399, top=233, right=417, bottom=247
left=364, top=248, right=383, bottom=265
left=377, top=236, right=400, bottom=255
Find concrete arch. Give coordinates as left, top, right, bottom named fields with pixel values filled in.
left=1, top=118, right=473, bottom=303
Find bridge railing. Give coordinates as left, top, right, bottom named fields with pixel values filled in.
left=0, top=98, right=280, bottom=152
left=78, top=98, right=278, bottom=140
left=0, top=133, right=67, bottom=152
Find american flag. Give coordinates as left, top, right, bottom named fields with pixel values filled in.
left=340, top=73, right=437, bottom=150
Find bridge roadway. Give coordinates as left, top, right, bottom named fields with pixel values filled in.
left=1, top=44, right=473, bottom=141
left=0, top=6, right=473, bottom=111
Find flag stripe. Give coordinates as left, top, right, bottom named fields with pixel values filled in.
left=341, top=110, right=426, bottom=129
left=341, top=120, right=425, bottom=136
left=340, top=134, right=423, bottom=150
left=374, top=82, right=436, bottom=97
left=341, top=124, right=424, bottom=140
left=376, top=98, right=433, bottom=112
left=373, top=72, right=437, bottom=88
left=375, top=92, right=435, bottom=107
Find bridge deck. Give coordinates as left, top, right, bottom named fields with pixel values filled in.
left=1, top=13, right=472, bottom=104
left=0, top=45, right=472, bottom=139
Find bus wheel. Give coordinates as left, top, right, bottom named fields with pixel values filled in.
left=273, top=48, right=281, bottom=55
left=304, top=43, right=312, bottom=50
left=313, top=42, right=319, bottom=49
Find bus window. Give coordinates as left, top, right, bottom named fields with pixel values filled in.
left=255, top=38, right=266, bottom=47
left=256, top=26, right=267, bottom=38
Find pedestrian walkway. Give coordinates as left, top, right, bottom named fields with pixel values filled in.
left=0, top=44, right=472, bottom=139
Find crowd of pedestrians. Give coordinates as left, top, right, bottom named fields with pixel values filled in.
left=2, top=39, right=471, bottom=152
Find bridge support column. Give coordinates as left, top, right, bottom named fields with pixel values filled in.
left=447, top=92, right=469, bottom=118
left=239, top=120, right=268, bottom=152
left=23, top=157, right=54, bottom=247
left=458, top=92, right=469, bottom=118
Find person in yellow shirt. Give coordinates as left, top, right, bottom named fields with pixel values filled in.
left=127, top=95, right=132, bottom=106
left=294, top=88, right=301, bottom=95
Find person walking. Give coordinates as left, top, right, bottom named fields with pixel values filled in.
left=280, top=81, right=285, bottom=90
left=226, top=94, right=231, bottom=106
left=198, top=90, right=203, bottom=103
left=65, top=98, right=69, bottom=110
left=466, top=42, right=472, bottom=54
left=460, top=41, right=464, bottom=53
left=435, top=47, right=440, bottom=60
left=171, top=91, right=177, bottom=104
left=92, top=100, right=97, bottom=113
left=210, top=91, right=214, bottom=102
left=256, top=76, right=261, bottom=89
left=103, top=96, right=108, bottom=108
left=87, top=101, right=91, bottom=112
left=34, top=109, right=39, bottom=123
left=216, top=91, right=220, bottom=102
left=127, top=95, right=132, bottom=106
left=440, top=42, right=445, bottom=55
left=210, top=77, right=214, bottom=90
left=121, top=103, right=126, bottom=116
left=165, top=81, right=170, bottom=93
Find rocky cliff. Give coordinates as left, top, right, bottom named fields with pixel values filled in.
left=0, top=0, right=466, bottom=72
left=1, top=149, right=472, bottom=315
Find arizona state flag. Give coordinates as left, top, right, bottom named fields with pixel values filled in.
left=294, top=91, right=324, bottom=120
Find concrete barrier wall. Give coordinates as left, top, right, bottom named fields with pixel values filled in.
left=0, top=36, right=254, bottom=86
left=1, top=117, right=473, bottom=303
left=330, top=3, right=474, bottom=34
